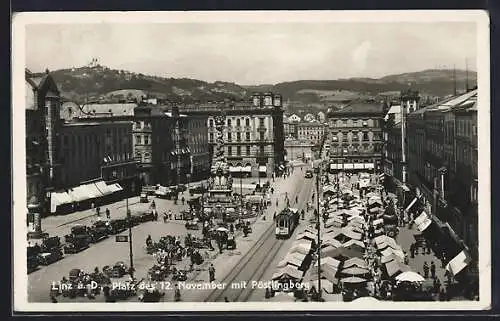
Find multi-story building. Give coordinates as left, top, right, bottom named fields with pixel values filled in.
left=181, top=93, right=285, bottom=178
left=58, top=121, right=137, bottom=191
left=382, top=90, right=420, bottom=194
left=25, top=69, right=61, bottom=236
left=296, top=122, right=325, bottom=145
left=326, top=101, right=385, bottom=172
left=406, top=89, right=478, bottom=256
left=186, top=114, right=211, bottom=182
left=283, top=120, right=297, bottom=139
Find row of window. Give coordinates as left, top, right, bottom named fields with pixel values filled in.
left=329, top=119, right=380, bottom=128
left=209, top=117, right=266, bottom=128
left=208, top=132, right=267, bottom=142
left=227, top=145, right=266, bottom=156
left=329, top=144, right=382, bottom=154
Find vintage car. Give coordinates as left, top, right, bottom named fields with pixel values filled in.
left=63, top=236, right=90, bottom=254
left=89, top=220, right=109, bottom=243
left=177, top=184, right=187, bottom=192
left=305, top=170, right=314, bottom=178
left=139, top=211, right=155, bottom=222
left=140, top=193, right=149, bottom=203
left=189, top=185, right=206, bottom=196
left=38, top=250, right=63, bottom=265
left=103, top=261, right=129, bottom=278
left=27, top=246, right=40, bottom=273
left=139, top=287, right=165, bottom=302
left=64, top=225, right=92, bottom=244
left=41, top=236, right=61, bottom=253
left=107, top=219, right=127, bottom=234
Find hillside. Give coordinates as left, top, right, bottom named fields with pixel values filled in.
left=36, top=65, right=477, bottom=107
left=32, top=65, right=250, bottom=104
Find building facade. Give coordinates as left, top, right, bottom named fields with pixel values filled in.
left=326, top=101, right=385, bottom=172
left=58, top=121, right=138, bottom=193
left=186, top=114, right=211, bottom=182
left=296, top=122, right=325, bottom=145
left=180, top=93, right=285, bottom=178
left=26, top=69, right=61, bottom=234
left=406, top=89, right=478, bottom=254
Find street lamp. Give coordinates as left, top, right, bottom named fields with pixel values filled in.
left=126, top=197, right=134, bottom=270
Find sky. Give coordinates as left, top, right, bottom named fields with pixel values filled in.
left=25, top=22, right=478, bottom=85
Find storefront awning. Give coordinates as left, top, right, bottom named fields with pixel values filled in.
left=229, top=166, right=242, bottom=173
left=343, top=164, right=354, bottom=169
left=330, top=164, right=340, bottom=170
left=445, top=250, right=471, bottom=276
left=354, top=163, right=364, bottom=169
left=416, top=217, right=432, bottom=232
left=379, top=173, right=385, bottom=179
left=94, top=181, right=115, bottom=196
left=279, top=165, right=285, bottom=170
left=107, top=183, right=123, bottom=193
left=364, top=163, right=375, bottom=169
left=241, top=166, right=252, bottom=172
left=50, top=191, right=73, bottom=213
left=405, top=197, right=418, bottom=212
left=259, top=166, right=267, bottom=172
left=68, top=185, right=91, bottom=202
left=84, top=183, right=104, bottom=198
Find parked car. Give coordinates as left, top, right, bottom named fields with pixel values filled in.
left=305, top=170, right=314, bottom=178
left=64, top=225, right=92, bottom=244
left=107, top=219, right=127, bottom=234
left=63, top=236, right=90, bottom=254
left=189, top=185, right=206, bottom=196
left=38, top=250, right=63, bottom=265
left=89, top=220, right=109, bottom=243
left=140, top=193, right=149, bottom=203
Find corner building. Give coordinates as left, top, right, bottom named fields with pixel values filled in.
left=326, top=101, right=384, bottom=172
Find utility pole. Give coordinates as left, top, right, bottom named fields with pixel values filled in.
left=126, top=197, right=134, bottom=269
left=453, top=65, right=457, bottom=96
left=465, top=58, right=469, bottom=92
left=401, top=94, right=407, bottom=186
left=314, top=160, right=322, bottom=301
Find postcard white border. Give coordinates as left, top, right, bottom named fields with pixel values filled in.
left=12, top=10, right=491, bottom=312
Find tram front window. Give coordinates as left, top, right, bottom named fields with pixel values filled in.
left=278, top=217, right=287, bottom=227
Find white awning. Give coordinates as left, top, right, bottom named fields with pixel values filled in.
left=330, top=164, right=340, bottom=170
left=416, top=217, right=432, bottom=232
left=379, top=173, right=385, bottom=179
left=259, top=166, right=267, bottom=172
left=401, top=184, right=410, bottom=192
left=364, top=163, right=375, bottom=169
left=68, top=185, right=91, bottom=202
left=50, top=191, right=73, bottom=213
left=94, top=181, right=114, bottom=196
left=84, top=183, right=104, bottom=198
left=344, top=163, right=354, bottom=169
left=405, top=197, right=418, bottom=212
left=108, top=183, right=123, bottom=193
left=354, top=163, right=364, bottom=169
left=241, top=166, right=252, bottom=172
left=445, top=250, right=471, bottom=276
left=229, top=166, right=242, bottom=173
left=414, top=211, right=428, bottom=226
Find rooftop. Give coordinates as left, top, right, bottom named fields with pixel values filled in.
left=81, top=103, right=138, bottom=117
left=328, top=101, right=384, bottom=117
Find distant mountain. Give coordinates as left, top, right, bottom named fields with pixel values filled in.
left=37, top=65, right=477, bottom=107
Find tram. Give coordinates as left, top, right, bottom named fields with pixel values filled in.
left=275, top=208, right=300, bottom=239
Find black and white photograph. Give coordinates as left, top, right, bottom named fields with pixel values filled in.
left=12, top=10, right=490, bottom=311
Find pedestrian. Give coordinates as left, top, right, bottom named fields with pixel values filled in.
left=224, top=296, right=230, bottom=302
left=209, top=264, right=215, bottom=282
left=181, top=196, right=185, bottom=205
left=441, top=251, right=447, bottom=268
left=105, top=208, right=110, bottom=219
left=169, top=210, right=173, bottom=220
left=163, top=212, right=168, bottom=223
left=174, top=284, right=181, bottom=302
left=423, top=262, right=429, bottom=279
left=430, top=261, right=436, bottom=279
left=410, top=243, right=415, bottom=258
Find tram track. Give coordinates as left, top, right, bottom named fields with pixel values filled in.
left=204, top=175, right=314, bottom=302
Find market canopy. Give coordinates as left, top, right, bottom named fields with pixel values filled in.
left=289, top=241, right=312, bottom=255
left=277, top=255, right=303, bottom=269
left=381, top=247, right=405, bottom=259
left=380, top=253, right=404, bottom=264
left=322, top=247, right=364, bottom=261
left=343, top=239, right=366, bottom=252
left=340, top=276, right=367, bottom=284
left=321, top=237, right=343, bottom=249
left=395, top=271, right=425, bottom=283
left=315, top=256, right=341, bottom=270
left=296, top=231, right=317, bottom=242
left=343, top=257, right=368, bottom=269
left=272, top=266, right=303, bottom=281
left=341, top=266, right=370, bottom=276
left=352, top=296, right=380, bottom=303
left=385, top=260, right=411, bottom=277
